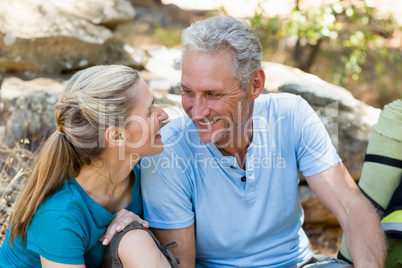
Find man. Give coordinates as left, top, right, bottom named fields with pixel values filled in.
left=141, top=16, right=385, bottom=267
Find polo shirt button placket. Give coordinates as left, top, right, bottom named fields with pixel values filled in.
left=245, top=169, right=256, bottom=200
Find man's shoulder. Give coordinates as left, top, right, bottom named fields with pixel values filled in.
left=160, top=116, right=191, bottom=141
left=159, top=115, right=203, bottom=151
left=256, top=92, right=301, bottom=104
left=254, top=93, right=304, bottom=114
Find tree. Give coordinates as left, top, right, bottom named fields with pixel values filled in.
left=250, top=0, right=399, bottom=86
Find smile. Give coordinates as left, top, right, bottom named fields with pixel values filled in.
left=198, top=119, right=219, bottom=126
left=155, top=129, right=161, bottom=138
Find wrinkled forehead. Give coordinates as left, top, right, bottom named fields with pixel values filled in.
left=182, top=49, right=236, bottom=77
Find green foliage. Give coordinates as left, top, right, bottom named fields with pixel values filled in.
left=284, top=6, right=338, bottom=43
left=153, top=25, right=182, bottom=47
left=249, top=0, right=401, bottom=106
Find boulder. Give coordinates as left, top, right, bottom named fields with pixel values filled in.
left=262, top=62, right=380, bottom=180
left=0, top=77, right=63, bottom=150
left=0, top=77, right=63, bottom=100
left=145, top=46, right=182, bottom=93
left=0, top=0, right=138, bottom=73
left=52, top=0, right=136, bottom=29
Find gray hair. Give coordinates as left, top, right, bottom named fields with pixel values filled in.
left=181, top=16, right=262, bottom=90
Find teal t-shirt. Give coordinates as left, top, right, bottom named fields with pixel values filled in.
left=0, top=165, right=142, bottom=267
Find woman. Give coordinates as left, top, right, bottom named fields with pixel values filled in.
left=0, top=65, right=174, bottom=267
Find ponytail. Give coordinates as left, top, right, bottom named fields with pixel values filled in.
left=9, top=132, right=82, bottom=246
left=8, top=64, right=139, bottom=246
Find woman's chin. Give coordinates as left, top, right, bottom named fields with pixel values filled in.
left=150, top=145, right=164, bottom=156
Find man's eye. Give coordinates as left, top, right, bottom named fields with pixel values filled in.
left=182, top=89, right=193, bottom=94
left=208, top=92, right=221, bottom=97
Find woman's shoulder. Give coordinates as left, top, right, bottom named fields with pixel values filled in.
left=33, top=179, right=86, bottom=221
left=27, top=181, right=88, bottom=241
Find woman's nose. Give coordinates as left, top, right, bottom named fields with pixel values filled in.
left=157, top=105, right=169, bottom=122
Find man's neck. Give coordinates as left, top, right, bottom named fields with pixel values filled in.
left=215, top=124, right=253, bottom=170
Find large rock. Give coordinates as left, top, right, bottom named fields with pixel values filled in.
left=0, top=77, right=63, bottom=150
left=0, top=0, right=138, bottom=73
left=262, top=62, right=380, bottom=180
left=145, top=46, right=182, bottom=94
left=52, top=0, right=136, bottom=29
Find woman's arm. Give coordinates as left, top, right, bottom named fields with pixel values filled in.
left=40, top=256, right=86, bottom=268
left=101, top=209, right=149, bottom=246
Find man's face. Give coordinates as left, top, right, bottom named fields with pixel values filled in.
left=181, top=50, right=252, bottom=146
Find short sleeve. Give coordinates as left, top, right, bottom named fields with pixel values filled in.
left=27, top=211, right=86, bottom=264
left=140, top=150, right=194, bottom=229
left=295, top=97, right=341, bottom=177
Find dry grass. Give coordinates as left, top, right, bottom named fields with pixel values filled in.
left=0, top=144, right=35, bottom=246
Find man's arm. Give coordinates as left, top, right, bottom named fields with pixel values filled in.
left=305, top=162, right=386, bottom=268
left=151, top=224, right=196, bottom=268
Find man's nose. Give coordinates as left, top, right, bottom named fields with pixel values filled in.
left=191, top=96, right=209, bottom=120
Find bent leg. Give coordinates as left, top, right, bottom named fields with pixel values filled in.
left=103, top=222, right=176, bottom=268
left=303, top=256, right=352, bottom=268
left=118, top=228, right=171, bottom=267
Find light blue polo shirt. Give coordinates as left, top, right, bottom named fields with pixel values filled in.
left=0, top=165, right=142, bottom=268
left=141, top=93, right=341, bottom=267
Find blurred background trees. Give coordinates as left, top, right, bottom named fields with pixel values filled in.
left=152, top=0, right=402, bottom=108
left=248, top=0, right=401, bottom=107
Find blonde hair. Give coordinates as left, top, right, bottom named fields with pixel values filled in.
left=9, top=65, right=140, bottom=246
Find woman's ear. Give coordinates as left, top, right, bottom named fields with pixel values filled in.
left=104, top=127, right=125, bottom=147
left=248, top=68, right=266, bottom=99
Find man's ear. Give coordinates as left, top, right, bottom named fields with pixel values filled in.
left=248, top=68, right=266, bottom=99
left=104, top=127, right=125, bottom=147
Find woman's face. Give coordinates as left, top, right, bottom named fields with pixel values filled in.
left=124, top=78, right=168, bottom=158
